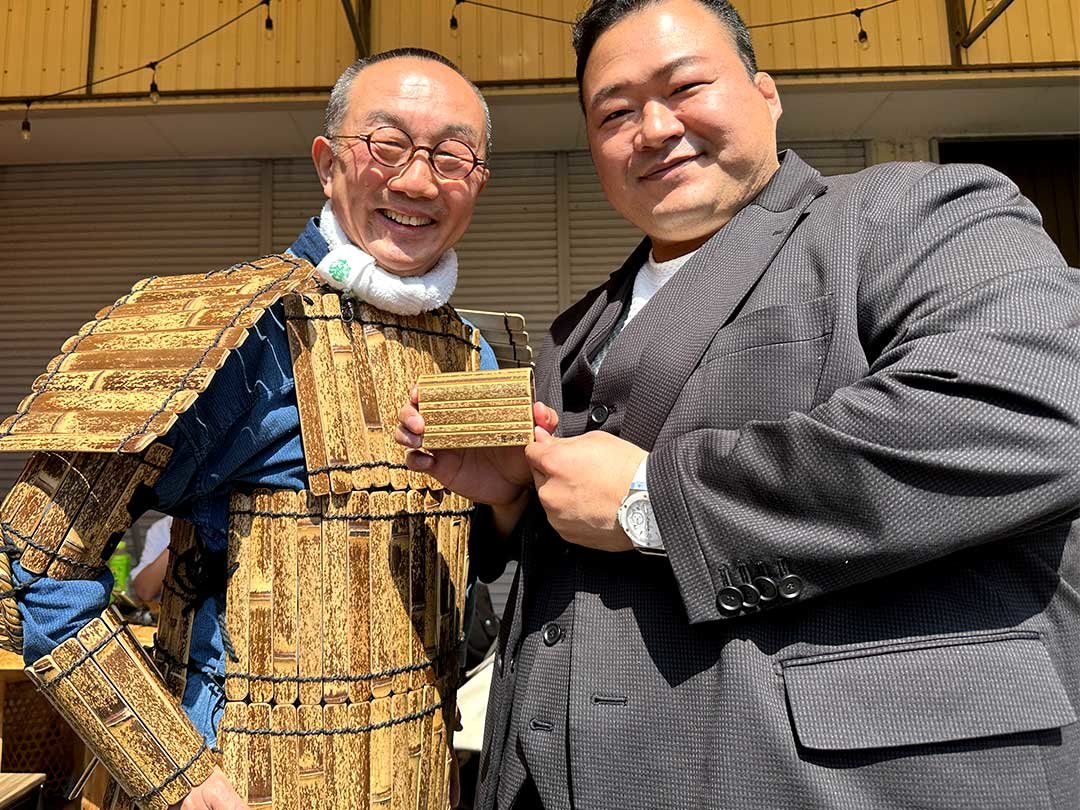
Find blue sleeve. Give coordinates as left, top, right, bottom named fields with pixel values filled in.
left=468, top=325, right=499, bottom=371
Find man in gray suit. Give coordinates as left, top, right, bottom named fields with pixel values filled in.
left=397, top=0, right=1080, bottom=807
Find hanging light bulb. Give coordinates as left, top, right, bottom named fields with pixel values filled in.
left=20, top=102, right=31, bottom=143
left=264, top=0, right=274, bottom=40
left=854, top=9, right=870, bottom=51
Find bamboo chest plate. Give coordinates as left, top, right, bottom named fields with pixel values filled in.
left=417, top=368, right=534, bottom=449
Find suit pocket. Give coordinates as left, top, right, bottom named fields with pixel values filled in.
left=781, top=631, right=1076, bottom=752
left=703, top=293, right=833, bottom=362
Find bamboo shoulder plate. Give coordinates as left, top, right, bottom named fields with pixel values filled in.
left=0, top=255, right=316, bottom=454
left=455, top=309, right=533, bottom=368
left=417, top=368, right=535, bottom=449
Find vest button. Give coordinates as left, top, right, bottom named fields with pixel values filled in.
left=541, top=622, right=563, bottom=646
left=589, top=404, right=610, bottom=425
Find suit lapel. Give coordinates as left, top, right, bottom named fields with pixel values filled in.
left=618, top=153, right=827, bottom=449
left=540, top=239, right=648, bottom=427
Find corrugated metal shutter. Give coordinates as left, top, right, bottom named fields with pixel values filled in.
left=271, top=158, right=325, bottom=252
left=781, top=139, right=868, bottom=177
left=0, top=160, right=264, bottom=494
left=452, top=153, right=560, bottom=333
left=568, top=151, right=644, bottom=305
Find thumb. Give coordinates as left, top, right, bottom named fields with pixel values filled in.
left=532, top=424, right=555, bottom=444
left=533, top=401, right=559, bottom=435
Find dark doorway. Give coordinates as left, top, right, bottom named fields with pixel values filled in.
left=939, top=137, right=1079, bottom=267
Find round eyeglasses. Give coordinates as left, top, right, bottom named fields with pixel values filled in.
left=329, top=125, right=486, bottom=180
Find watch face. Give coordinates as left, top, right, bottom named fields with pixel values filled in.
left=624, top=497, right=659, bottom=547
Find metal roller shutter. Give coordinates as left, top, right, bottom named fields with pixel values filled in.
left=0, top=160, right=264, bottom=493
left=451, top=153, right=560, bottom=335
left=781, top=139, right=869, bottom=177
left=272, top=158, right=326, bottom=252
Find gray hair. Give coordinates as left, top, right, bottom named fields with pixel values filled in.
left=324, top=48, right=493, bottom=160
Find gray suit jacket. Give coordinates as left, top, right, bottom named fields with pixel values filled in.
left=473, top=151, right=1080, bottom=810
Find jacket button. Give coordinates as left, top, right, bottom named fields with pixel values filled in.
left=717, top=586, right=743, bottom=614
left=753, top=575, right=779, bottom=603
left=541, top=622, right=563, bottom=646
left=779, top=574, right=803, bottom=600
left=589, top=404, right=610, bottom=425
left=739, top=582, right=761, bottom=609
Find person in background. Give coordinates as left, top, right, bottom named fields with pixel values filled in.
left=129, top=515, right=172, bottom=604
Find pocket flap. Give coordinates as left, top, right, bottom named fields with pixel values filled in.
left=783, top=633, right=1077, bottom=751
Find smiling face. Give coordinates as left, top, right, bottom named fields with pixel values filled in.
left=582, top=0, right=783, bottom=260
left=312, top=57, right=489, bottom=277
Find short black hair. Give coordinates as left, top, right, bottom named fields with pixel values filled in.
left=572, top=0, right=758, bottom=109
left=325, top=47, right=492, bottom=156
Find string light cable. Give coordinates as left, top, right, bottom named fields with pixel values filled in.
left=16, top=0, right=274, bottom=141
left=448, top=0, right=901, bottom=48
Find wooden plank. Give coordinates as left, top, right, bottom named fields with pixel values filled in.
left=219, top=703, right=249, bottom=804
left=297, top=705, right=326, bottom=810
left=368, top=491, right=395, bottom=700
left=247, top=491, right=274, bottom=704
left=247, top=703, right=273, bottom=810
left=284, top=295, right=330, bottom=496
left=346, top=491, right=372, bottom=704
left=296, top=493, right=324, bottom=707
left=32, top=368, right=216, bottom=393
left=322, top=493, right=351, bottom=705
left=272, top=490, right=299, bottom=706
left=271, top=704, right=300, bottom=810
left=225, top=493, right=253, bottom=702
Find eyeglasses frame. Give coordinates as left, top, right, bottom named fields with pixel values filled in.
left=328, top=125, right=487, bottom=180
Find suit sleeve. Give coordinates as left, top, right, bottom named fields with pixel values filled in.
left=649, top=163, right=1080, bottom=624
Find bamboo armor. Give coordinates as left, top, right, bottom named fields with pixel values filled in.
left=25, top=608, right=217, bottom=810
left=150, top=290, right=484, bottom=810
left=0, top=255, right=528, bottom=809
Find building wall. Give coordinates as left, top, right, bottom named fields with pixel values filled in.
left=372, top=0, right=1079, bottom=83
left=3, top=0, right=1076, bottom=105
left=0, top=0, right=357, bottom=100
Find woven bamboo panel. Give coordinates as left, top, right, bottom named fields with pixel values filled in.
left=0, top=255, right=316, bottom=454
left=417, top=368, right=535, bottom=449
left=455, top=309, right=533, bottom=368
left=0, top=678, right=75, bottom=799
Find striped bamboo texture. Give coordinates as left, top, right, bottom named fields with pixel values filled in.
left=2, top=445, right=171, bottom=583
left=0, top=545, right=21, bottom=653
left=219, top=487, right=469, bottom=810
left=455, top=309, right=533, bottom=369
left=417, top=368, right=535, bottom=450
left=24, top=609, right=216, bottom=810
left=0, top=255, right=315, bottom=454
left=151, top=518, right=200, bottom=700
left=285, top=295, right=481, bottom=497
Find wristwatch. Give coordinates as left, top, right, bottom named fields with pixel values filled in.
left=617, top=457, right=666, bottom=556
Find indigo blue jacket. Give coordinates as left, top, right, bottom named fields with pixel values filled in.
left=14, top=218, right=497, bottom=744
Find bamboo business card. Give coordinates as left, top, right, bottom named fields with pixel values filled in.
left=417, top=368, right=535, bottom=449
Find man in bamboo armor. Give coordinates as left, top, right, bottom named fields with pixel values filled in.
left=0, top=48, right=525, bottom=810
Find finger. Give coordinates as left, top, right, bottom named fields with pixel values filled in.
left=394, top=424, right=422, bottom=450
left=532, top=424, right=555, bottom=444
left=449, top=753, right=461, bottom=809
left=533, top=401, right=559, bottom=433
left=410, top=385, right=419, bottom=406
left=398, top=401, right=425, bottom=436
left=405, top=449, right=435, bottom=472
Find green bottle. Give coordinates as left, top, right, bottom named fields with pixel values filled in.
left=109, top=539, right=131, bottom=593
